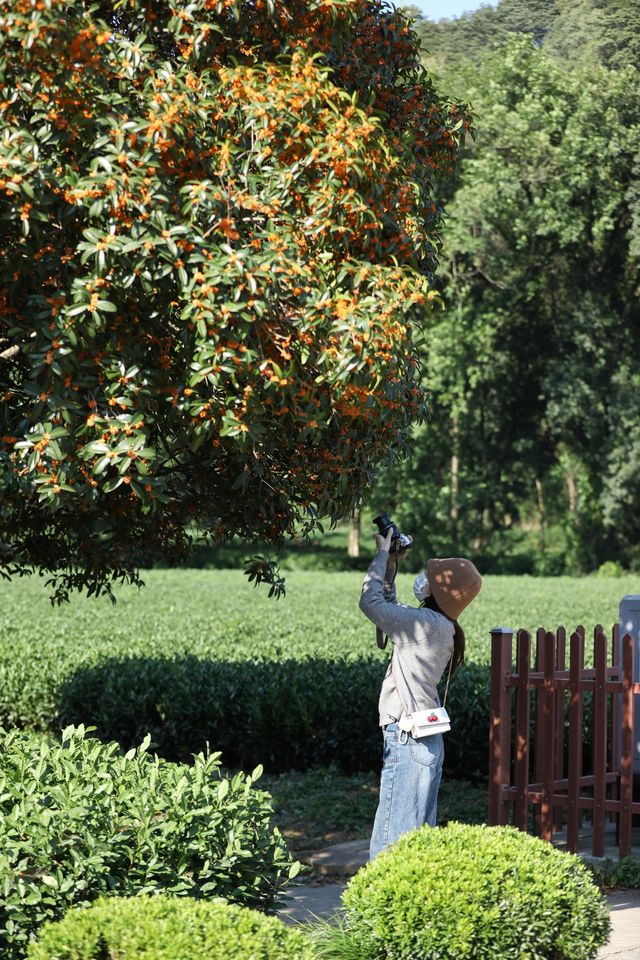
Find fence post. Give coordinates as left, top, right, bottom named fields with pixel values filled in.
left=592, top=626, right=608, bottom=857
left=490, top=627, right=513, bottom=826
left=610, top=624, right=620, bottom=815
left=619, top=632, right=634, bottom=858
left=567, top=629, right=585, bottom=853
left=514, top=629, right=531, bottom=831
left=540, top=630, right=556, bottom=841
left=554, top=627, right=567, bottom=834
left=534, top=627, right=546, bottom=836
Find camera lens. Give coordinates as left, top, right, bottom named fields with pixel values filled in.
left=373, top=513, right=394, bottom=536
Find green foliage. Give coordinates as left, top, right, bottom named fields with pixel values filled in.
left=341, top=823, right=611, bottom=960
left=438, top=662, right=490, bottom=780
left=264, top=764, right=487, bottom=851
left=57, top=652, right=384, bottom=774
left=404, top=0, right=560, bottom=95
left=27, top=895, right=314, bottom=960
left=0, top=725, right=297, bottom=960
left=543, top=0, right=640, bottom=71
left=596, top=560, right=626, bottom=578
left=226, top=765, right=488, bottom=852
left=588, top=856, right=640, bottom=891
left=610, top=856, right=640, bottom=889
left=309, top=916, right=368, bottom=960
left=263, top=765, right=381, bottom=850
left=407, top=0, right=640, bottom=83
left=374, top=31, right=640, bottom=574
left=437, top=777, right=488, bottom=827
left=0, top=568, right=634, bottom=778
left=0, top=0, right=469, bottom=601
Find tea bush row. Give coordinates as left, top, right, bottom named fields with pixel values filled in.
left=5, top=648, right=493, bottom=778
left=0, top=570, right=627, bottom=775
left=0, top=726, right=297, bottom=959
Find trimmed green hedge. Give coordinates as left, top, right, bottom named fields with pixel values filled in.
left=26, top=896, right=314, bottom=960
left=54, top=654, right=491, bottom=778
left=340, top=823, right=610, bottom=960
left=0, top=726, right=297, bottom=960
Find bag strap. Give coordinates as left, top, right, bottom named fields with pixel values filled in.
left=442, top=651, right=454, bottom=710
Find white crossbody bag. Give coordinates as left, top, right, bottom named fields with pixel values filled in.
left=396, top=653, right=453, bottom=738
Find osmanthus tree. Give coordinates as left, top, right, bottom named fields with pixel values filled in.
left=0, top=0, right=469, bottom=599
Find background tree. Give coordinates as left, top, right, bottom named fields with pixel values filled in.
left=405, top=0, right=559, bottom=92
left=376, top=7, right=640, bottom=573
left=0, top=0, right=468, bottom=599
left=408, top=0, right=640, bottom=92
left=545, top=0, right=640, bottom=70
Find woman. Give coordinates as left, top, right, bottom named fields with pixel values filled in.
left=359, top=525, right=482, bottom=859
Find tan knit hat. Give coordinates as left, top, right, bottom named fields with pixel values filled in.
left=426, top=557, right=482, bottom=621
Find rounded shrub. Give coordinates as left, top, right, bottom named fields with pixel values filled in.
left=0, top=726, right=298, bottom=960
left=26, top=895, right=314, bottom=960
left=341, top=823, right=611, bottom=960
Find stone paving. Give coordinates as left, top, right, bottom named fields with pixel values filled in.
left=599, top=890, right=640, bottom=960
left=278, top=839, right=640, bottom=959
left=279, top=882, right=345, bottom=926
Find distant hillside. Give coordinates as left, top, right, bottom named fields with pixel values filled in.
left=402, top=0, right=640, bottom=92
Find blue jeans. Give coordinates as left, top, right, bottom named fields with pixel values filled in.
left=369, top=722, right=444, bottom=860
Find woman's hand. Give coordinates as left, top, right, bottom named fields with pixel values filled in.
left=387, top=547, right=409, bottom=569
left=374, top=527, right=394, bottom=553
left=374, top=529, right=411, bottom=563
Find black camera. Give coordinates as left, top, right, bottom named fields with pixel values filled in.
left=373, top=513, right=413, bottom=554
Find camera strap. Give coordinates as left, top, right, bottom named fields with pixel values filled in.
left=376, top=562, right=398, bottom=650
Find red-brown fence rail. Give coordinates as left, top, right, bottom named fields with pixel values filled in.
left=489, top=625, right=640, bottom=857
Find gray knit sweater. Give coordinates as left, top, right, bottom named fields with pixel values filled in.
left=359, top=548, right=455, bottom=727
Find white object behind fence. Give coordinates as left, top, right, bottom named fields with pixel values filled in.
left=619, top=594, right=640, bottom=776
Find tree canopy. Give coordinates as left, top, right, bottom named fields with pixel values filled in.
left=0, top=0, right=468, bottom=598
left=407, top=0, right=640, bottom=93
left=376, top=3, right=640, bottom=574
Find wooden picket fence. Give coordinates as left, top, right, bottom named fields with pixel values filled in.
left=489, top=625, right=640, bottom=857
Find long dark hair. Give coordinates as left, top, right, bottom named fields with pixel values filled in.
left=420, top=594, right=465, bottom=676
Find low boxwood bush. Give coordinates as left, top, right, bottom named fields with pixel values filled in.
left=0, top=726, right=298, bottom=960
left=587, top=855, right=640, bottom=890
left=340, top=823, right=610, bottom=960
left=27, top=896, right=314, bottom=960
